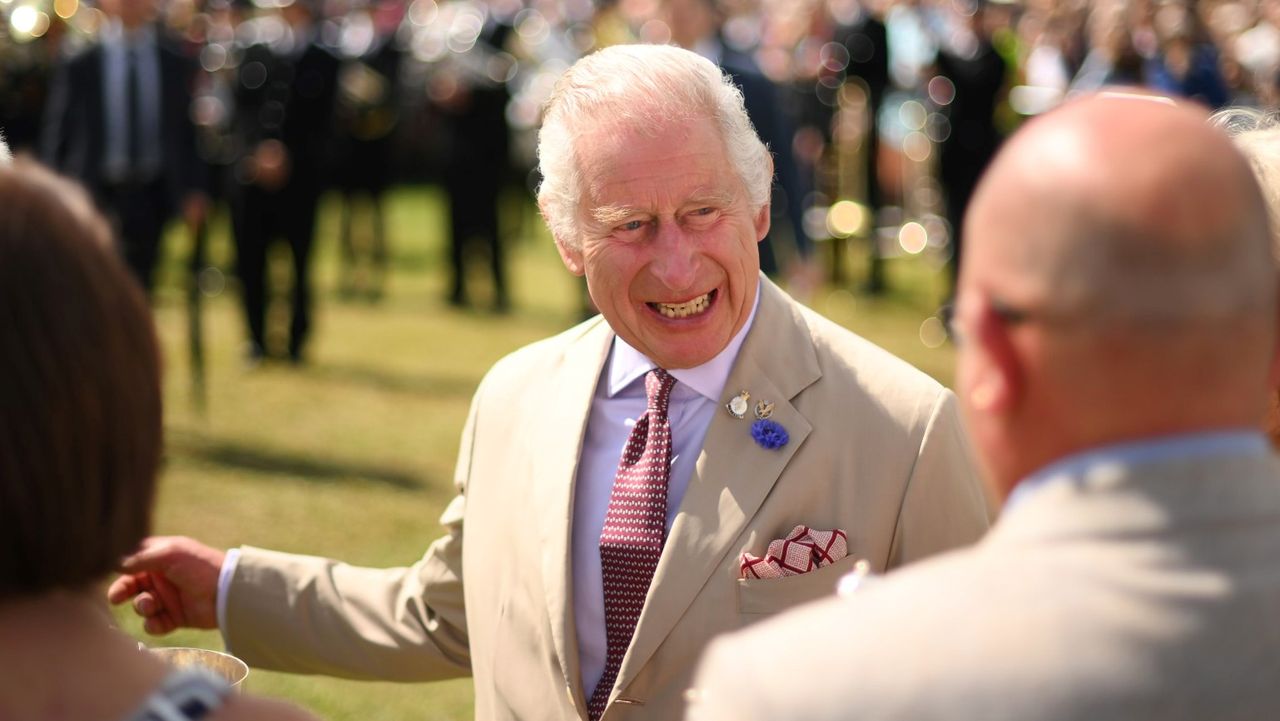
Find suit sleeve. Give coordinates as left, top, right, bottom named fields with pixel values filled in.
left=220, top=386, right=482, bottom=681
left=39, top=60, right=73, bottom=170
left=885, top=388, right=994, bottom=568
left=684, top=634, right=773, bottom=721
left=169, top=49, right=208, bottom=198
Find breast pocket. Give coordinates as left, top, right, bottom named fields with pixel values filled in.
left=735, top=553, right=861, bottom=615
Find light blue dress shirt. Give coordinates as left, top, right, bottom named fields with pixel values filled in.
left=573, top=285, right=761, bottom=698
left=1004, top=430, right=1271, bottom=514
left=100, top=20, right=162, bottom=183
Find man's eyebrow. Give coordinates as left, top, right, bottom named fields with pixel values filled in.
left=686, top=188, right=735, bottom=207
left=589, top=189, right=737, bottom=226
left=591, top=205, right=641, bottom=226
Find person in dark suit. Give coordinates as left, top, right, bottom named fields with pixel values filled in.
left=835, top=1, right=890, bottom=294
left=41, top=0, right=207, bottom=293
left=662, top=0, right=814, bottom=280
left=333, top=7, right=402, bottom=302
left=934, top=0, right=1005, bottom=294
left=432, top=1, right=513, bottom=312
left=229, top=0, right=339, bottom=362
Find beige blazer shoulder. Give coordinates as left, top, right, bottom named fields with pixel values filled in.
left=689, top=450, right=1280, bottom=721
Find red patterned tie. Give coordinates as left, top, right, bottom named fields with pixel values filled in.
left=587, top=368, right=676, bottom=720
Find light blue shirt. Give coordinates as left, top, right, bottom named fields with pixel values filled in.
left=1005, top=430, right=1271, bottom=513
left=100, top=20, right=162, bottom=182
left=573, top=284, right=761, bottom=698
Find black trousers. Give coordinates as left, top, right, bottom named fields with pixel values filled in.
left=445, top=166, right=507, bottom=308
left=231, top=180, right=321, bottom=359
left=99, top=177, right=169, bottom=293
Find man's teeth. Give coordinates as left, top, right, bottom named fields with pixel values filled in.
left=654, top=293, right=711, bottom=319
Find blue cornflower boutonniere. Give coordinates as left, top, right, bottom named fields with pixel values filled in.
left=750, top=419, right=788, bottom=450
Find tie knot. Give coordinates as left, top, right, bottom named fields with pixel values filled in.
left=644, top=368, right=676, bottom=413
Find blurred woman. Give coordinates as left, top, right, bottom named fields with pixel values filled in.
left=1215, top=108, right=1280, bottom=444
left=0, top=155, right=317, bottom=721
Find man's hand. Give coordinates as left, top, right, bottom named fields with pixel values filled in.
left=106, top=536, right=226, bottom=635
left=182, top=192, right=210, bottom=232
left=251, top=139, right=291, bottom=191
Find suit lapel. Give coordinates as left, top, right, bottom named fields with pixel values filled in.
left=532, top=319, right=613, bottom=717
left=615, top=278, right=823, bottom=691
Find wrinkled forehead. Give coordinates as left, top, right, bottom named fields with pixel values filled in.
left=575, top=115, right=732, bottom=204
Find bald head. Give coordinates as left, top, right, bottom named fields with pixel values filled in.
left=957, top=92, right=1277, bottom=498
left=965, top=93, right=1273, bottom=326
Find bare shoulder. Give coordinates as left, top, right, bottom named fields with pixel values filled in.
left=210, top=694, right=323, bottom=721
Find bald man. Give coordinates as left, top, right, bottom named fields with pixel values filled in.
left=684, top=92, right=1280, bottom=721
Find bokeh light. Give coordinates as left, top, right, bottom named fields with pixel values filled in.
left=926, top=112, right=951, bottom=143
left=407, top=0, right=437, bottom=26
left=898, top=100, right=926, bottom=131
left=919, top=316, right=947, bottom=349
left=820, top=41, right=849, bottom=73
left=826, top=200, right=869, bottom=239
left=898, top=221, right=928, bottom=254
left=10, top=5, right=37, bottom=34
left=903, top=131, right=931, bottom=162
left=927, top=76, right=956, bottom=106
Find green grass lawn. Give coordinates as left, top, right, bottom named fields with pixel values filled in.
left=119, top=185, right=956, bottom=720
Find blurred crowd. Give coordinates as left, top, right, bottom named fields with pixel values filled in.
left=0, top=0, right=1276, bottom=354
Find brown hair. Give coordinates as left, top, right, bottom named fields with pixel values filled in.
left=0, top=159, right=162, bottom=599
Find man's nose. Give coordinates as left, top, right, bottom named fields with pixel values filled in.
left=649, top=221, right=699, bottom=292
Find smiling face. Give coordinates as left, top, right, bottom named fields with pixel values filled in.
left=556, top=117, right=770, bottom=369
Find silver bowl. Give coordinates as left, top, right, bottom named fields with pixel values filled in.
left=148, top=647, right=248, bottom=689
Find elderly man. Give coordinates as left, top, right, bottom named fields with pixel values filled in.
left=108, top=45, right=989, bottom=721
left=687, top=92, right=1280, bottom=721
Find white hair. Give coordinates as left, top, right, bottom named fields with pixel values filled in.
left=1212, top=107, right=1280, bottom=258
left=0, top=131, right=11, bottom=166
left=536, top=44, right=772, bottom=249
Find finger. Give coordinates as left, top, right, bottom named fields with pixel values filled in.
left=106, top=574, right=142, bottom=605
left=132, top=591, right=160, bottom=618
left=119, top=537, right=174, bottom=573
left=142, top=613, right=176, bottom=636
left=147, top=572, right=188, bottom=628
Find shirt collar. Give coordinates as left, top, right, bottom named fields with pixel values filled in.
left=607, top=279, right=762, bottom=402
left=1005, top=429, right=1271, bottom=512
left=102, top=20, right=156, bottom=48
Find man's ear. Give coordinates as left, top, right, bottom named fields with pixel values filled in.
left=753, top=201, right=772, bottom=244
left=540, top=198, right=586, bottom=276
left=753, top=156, right=774, bottom=243
left=964, top=297, right=1022, bottom=415
left=554, top=235, right=585, bottom=277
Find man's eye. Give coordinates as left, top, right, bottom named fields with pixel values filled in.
left=692, top=207, right=715, bottom=216
left=619, top=220, right=646, bottom=232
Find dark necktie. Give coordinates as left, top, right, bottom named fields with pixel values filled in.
left=587, top=368, right=676, bottom=721
left=126, top=44, right=143, bottom=175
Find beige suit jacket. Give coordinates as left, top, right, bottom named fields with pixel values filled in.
left=689, top=446, right=1280, bottom=721
left=224, top=277, right=991, bottom=720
